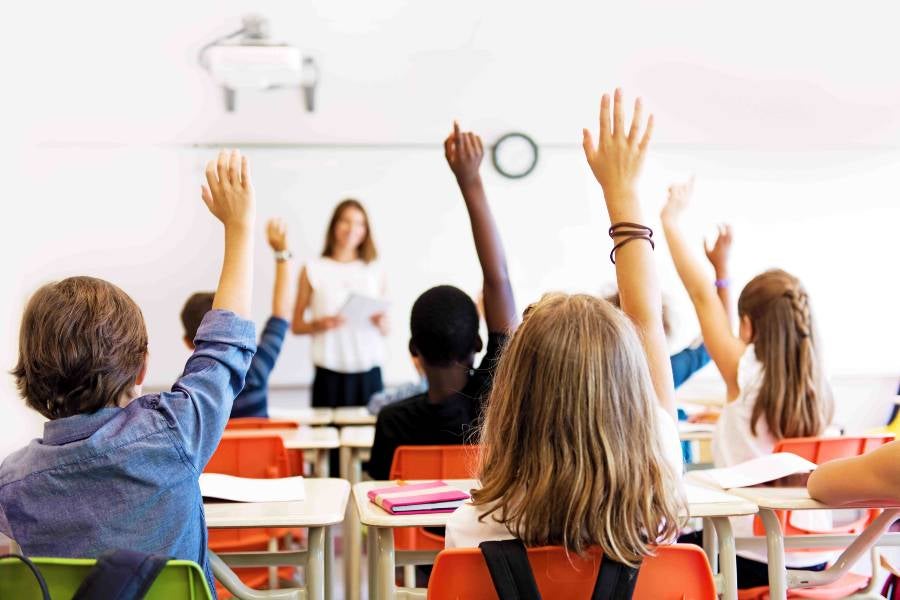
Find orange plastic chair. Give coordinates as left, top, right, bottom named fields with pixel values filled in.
left=205, top=436, right=297, bottom=595
left=388, top=445, right=480, bottom=552
left=739, top=435, right=894, bottom=600
left=427, top=544, right=716, bottom=600
left=224, top=418, right=300, bottom=430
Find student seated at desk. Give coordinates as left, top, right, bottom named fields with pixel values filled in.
left=446, top=90, right=685, bottom=564
left=366, top=122, right=518, bottom=481
left=0, top=150, right=257, bottom=597
left=661, top=177, right=836, bottom=587
left=808, top=439, right=900, bottom=504
left=181, top=218, right=294, bottom=418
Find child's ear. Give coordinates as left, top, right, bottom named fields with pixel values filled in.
left=408, top=339, right=419, bottom=357
left=135, top=356, right=148, bottom=386
left=739, top=315, right=754, bottom=343
left=472, top=335, right=484, bottom=354
left=183, top=336, right=196, bottom=351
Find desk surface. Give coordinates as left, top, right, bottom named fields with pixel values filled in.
left=729, top=486, right=900, bottom=511
left=268, top=407, right=335, bottom=426
left=333, top=407, right=378, bottom=426
left=354, top=480, right=757, bottom=527
left=205, top=478, right=350, bottom=528
left=340, top=425, right=376, bottom=448
left=222, top=426, right=340, bottom=449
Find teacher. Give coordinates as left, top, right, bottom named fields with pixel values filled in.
left=292, top=199, right=388, bottom=408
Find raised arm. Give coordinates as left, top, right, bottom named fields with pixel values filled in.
left=705, top=224, right=734, bottom=326
left=266, top=218, right=293, bottom=320
left=661, top=180, right=744, bottom=397
left=444, top=122, right=517, bottom=333
left=582, top=89, right=674, bottom=417
left=202, top=149, right=255, bottom=317
left=808, top=440, right=900, bottom=505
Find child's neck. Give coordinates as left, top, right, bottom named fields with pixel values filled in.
left=423, top=365, right=471, bottom=404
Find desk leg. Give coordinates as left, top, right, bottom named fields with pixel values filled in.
left=325, top=525, right=334, bottom=600
left=710, top=516, right=737, bottom=600
left=702, top=518, right=718, bottom=574
left=316, top=449, right=330, bottom=478
left=307, top=526, right=326, bottom=600
left=345, top=449, right=362, bottom=600
left=367, top=525, right=378, bottom=600
left=758, top=509, right=787, bottom=600
left=374, top=526, right=395, bottom=600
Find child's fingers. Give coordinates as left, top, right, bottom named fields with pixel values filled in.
left=241, top=155, right=250, bottom=189
left=443, top=132, right=455, bottom=160
left=638, top=114, right=654, bottom=153
left=217, top=151, right=230, bottom=188
left=204, top=160, right=219, bottom=192
left=462, top=132, right=474, bottom=157
left=613, top=88, right=624, bottom=138
left=599, top=94, right=611, bottom=141
left=582, top=129, right=595, bottom=159
left=201, top=185, right=214, bottom=211
left=228, top=150, right=241, bottom=186
left=628, top=97, right=643, bottom=144
left=474, top=134, right=483, bottom=155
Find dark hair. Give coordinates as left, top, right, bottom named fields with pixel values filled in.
left=181, top=292, right=215, bottom=342
left=410, top=285, right=480, bottom=366
left=322, top=199, right=378, bottom=263
left=12, top=276, right=148, bottom=419
left=604, top=291, right=672, bottom=338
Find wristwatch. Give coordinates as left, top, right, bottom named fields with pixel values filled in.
left=274, top=250, right=293, bottom=262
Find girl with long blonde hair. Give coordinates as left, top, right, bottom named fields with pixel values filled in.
left=446, top=89, right=686, bottom=567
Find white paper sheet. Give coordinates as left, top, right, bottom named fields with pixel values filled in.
left=685, top=452, right=817, bottom=489
left=199, top=473, right=306, bottom=502
left=339, top=293, right=390, bottom=328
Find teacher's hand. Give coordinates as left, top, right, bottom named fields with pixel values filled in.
left=371, top=312, right=390, bottom=336
left=314, top=315, right=345, bottom=332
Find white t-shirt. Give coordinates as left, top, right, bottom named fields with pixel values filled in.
left=445, top=405, right=683, bottom=549
left=713, top=344, right=833, bottom=567
left=305, top=257, right=386, bottom=374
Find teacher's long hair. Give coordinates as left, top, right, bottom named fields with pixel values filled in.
left=322, top=199, right=378, bottom=263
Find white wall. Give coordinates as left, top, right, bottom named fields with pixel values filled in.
left=2, top=0, right=899, bottom=458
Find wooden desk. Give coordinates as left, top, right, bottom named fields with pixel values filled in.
left=222, top=427, right=340, bottom=477
left=339, top=426, right=376, bottom=600
left=729, top=487, right=900, bottom=600
left=205, top=478, right=350, bottom=600
left=354, top=480, right=757, bottom=600
left=333, top=406, right=378, bottom=426
left=268, top=407, right=335, bottom=426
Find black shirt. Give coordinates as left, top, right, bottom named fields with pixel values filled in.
left=366, top=332, right=507, bottom=480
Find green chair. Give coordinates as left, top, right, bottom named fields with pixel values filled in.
left=0, top=556, right=212, bottom=600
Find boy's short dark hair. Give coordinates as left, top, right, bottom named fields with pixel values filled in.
left=410, top=285, right=480, bottom=366
left=181, top=292, right=215, bottom=342
left=12, top=276, right=148, bottom=419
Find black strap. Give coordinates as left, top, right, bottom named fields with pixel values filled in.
left=479, top=539, right=541, bottom=600
left=592, top=555, right=641, bottom=600
left=0, top=554, right=52, bottom=600
left=72, top=549, right=171, bottom=600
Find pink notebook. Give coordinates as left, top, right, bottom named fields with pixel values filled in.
left=367, top=481, right=471, bottom=515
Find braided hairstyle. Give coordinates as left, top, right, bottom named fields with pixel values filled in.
left=737, top=269, right=834, bottom=439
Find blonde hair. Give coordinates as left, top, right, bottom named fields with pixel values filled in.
left=322, top=198, right=378, bottom=263
left=472, top=293, right=686, bottom=566
left=738, top=269, right=833, bottom=439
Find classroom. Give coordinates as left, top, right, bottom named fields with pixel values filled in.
left=1, top=2, right=899, bottom=599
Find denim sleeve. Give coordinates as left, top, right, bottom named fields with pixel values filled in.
left=670, top=343, right=711, bottom=389
left=0, top=504, right=10, bottom=537
left=242, top=316, right=288, bottom=392
left=154, top=309, right=256, bottom=471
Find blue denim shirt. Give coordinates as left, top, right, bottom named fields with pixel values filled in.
left=230, top=316, right=288, bottom=419
left=0, top=309, right=255, bottom=596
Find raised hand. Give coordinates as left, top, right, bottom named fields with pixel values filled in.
left=661, top=177, right=695, bottom=223
left=202, top=149, right=255, bottom=228
left=704, top=224, right=733, bottom=274
left=444, top=121, right=484, bottom=188
left=582, top=88, right=653, bottom=206
left=267, top=218, right=288, bottom=252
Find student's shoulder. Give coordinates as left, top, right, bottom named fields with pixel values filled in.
left=378, top=393, right=429, bottom=424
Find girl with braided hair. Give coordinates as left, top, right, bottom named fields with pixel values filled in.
left=660, top=178, right=835, bottom=589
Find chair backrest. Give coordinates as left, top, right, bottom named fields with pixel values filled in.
left=427, top=544, right=716, bottom=600
left=224, top=418, right=299, bottom=430
left=205, top=435, right=290, bottom=479
left=773, top=434, right=895, bottom=464
left=0, top=557, right=211, bottom=600
left=388, top=445, right=479, bottom=480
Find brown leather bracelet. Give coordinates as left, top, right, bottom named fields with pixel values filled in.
left=609, top=222, right=653, bottom=238
left=610, top=234, right=655, bottom=264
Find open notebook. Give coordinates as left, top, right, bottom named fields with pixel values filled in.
left=686, top=453, right=818, bottom=489
left=368, top=481, right=471, bottom=515
left=199, top=473, right=305, bottom=502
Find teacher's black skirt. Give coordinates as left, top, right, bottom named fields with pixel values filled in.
left=311, top=365, right=384, bottom=408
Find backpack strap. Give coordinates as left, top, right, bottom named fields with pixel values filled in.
left=0, top=554, right=52, bottom=600
left=72, top=549, right=171, bottom=600
left=591, top=554, right=641, bottom=600
left=479, top=539, right=542, bottom=600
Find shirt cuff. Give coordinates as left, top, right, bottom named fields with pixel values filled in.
left=195, top=309, right=257, bottom=351
left=265, top=316, right=290, bottom=336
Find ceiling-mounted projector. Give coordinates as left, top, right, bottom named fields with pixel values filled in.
left=198, top=15, right=319, bottom=112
